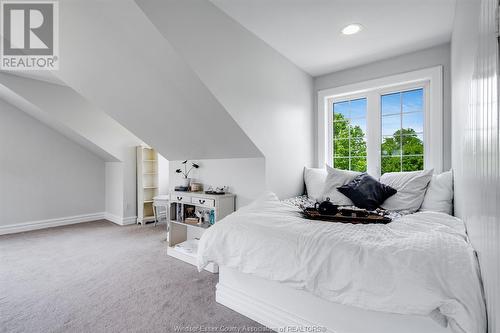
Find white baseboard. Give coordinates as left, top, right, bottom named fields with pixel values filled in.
left=104, top=213, right=137, bottom=226
left=122, top=216, right=137, bottom=225
left=0, top=212, right=105, bottom=235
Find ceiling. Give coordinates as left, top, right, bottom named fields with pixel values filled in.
left=0, top=70, right=66, bottom=86
left=211, top=0, right=456, bottom=76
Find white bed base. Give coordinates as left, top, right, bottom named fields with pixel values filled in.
left=216, top=266, right=454, bottom=333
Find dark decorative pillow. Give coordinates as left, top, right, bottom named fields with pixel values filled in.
left=337, top=173, right=397, bottom=210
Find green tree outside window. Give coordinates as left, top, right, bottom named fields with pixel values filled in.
left=333, top=113, right=367, bottom=172
left=333, top=114, right=423, bottom=173
left=381, top=128, right=423, bottom=173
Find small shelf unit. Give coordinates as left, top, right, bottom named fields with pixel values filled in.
left=137, top=146, right=159, bottom=225
left=167, top=191, right=235, bottom=273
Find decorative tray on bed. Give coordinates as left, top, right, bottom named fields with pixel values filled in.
left=302, top=208, right=392, bottom=224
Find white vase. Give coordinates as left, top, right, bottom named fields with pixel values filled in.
left=182, top=178, right=191, bottom=187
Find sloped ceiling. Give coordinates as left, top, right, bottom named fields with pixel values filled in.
left=1, top=70, right=66, bottom=86
left=0, top=73, right=143, bottom=162
left=0, top=93, right=118, bottom=161
left=1, top=0, right=313, bottom=199
left=135, top=0, right=314, bottom=198
left=50, top=0, right=262, bottom=161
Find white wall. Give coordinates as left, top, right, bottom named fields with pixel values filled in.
left=121, top=147, right=138, bottom=219
left=451, top=0, right=499, bottom=331
left=105, top=147, right=138, bottom=223
left=314, top=43, right=452, bottom=170
left=169, top=158, right=266, bottom=208
left=158, top=154, right=170, bottom=195
left=0, top=99, right=105, bottom=226
left=105, top=162, right=124, bottom=219
left=136, top=0, right=314, bottom=200
left=0, top=73, right=144, bottom=224
left=451, top=2, right=480, bottom=220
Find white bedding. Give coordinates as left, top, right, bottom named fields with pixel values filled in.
left=197, top=193, right=485, bottom=333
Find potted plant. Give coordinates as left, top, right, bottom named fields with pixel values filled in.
left=176, top=160, right=199, bottom=187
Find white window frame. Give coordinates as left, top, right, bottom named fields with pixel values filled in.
left=317, top=66, right=443, bottom=177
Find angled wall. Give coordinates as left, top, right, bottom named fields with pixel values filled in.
left=136, top=0, right=314, bottom=199
left=0, top=99, right=105, bottom=233
left=0, top=73, right=144, bottom=224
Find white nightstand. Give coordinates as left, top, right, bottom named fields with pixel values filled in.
left=167, top=191, right=235, bottom=273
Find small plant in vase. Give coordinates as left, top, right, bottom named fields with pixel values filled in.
left=175, top=160, right=199, bottom=188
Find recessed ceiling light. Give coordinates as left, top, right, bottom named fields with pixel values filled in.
left=341, top=24, right=363, bottom=35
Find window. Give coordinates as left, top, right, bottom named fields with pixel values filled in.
left=331, top=87, right=425, bottom=174
left=381, top=89, right=424, bottom=173
left=319, top=66, right=443, bottom=176
left=332, top=98, right=367, bottom=172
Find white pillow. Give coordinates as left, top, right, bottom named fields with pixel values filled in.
left=420, top=170, right=453, bottom=215
left=380, top=169, right=434, bottom=212
left=303, top=167, right=327, bottom=201
left=321, top=165, right=361, bottom=205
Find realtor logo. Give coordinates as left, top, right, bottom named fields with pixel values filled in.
left=1, top=1, right=59, bottom=70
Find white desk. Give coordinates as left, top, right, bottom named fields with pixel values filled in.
left=167, top=191, right=235, bottom=273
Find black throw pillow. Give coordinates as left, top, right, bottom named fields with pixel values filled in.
left=337, top=173, right=397, bottom=211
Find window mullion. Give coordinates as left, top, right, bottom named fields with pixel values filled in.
left=400, top=92, right=403, bottom=172
left=348, top=100, right=351, bottom=170
left=366, top=91, right=381, bottom=177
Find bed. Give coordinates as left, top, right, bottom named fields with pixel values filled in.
left=197, top=192, right=486, bottom=333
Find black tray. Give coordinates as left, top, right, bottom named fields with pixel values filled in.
left=302, top=208, right=391, bottom=224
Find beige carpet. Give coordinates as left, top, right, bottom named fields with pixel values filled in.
left=0, top=221, right=269, bottom=333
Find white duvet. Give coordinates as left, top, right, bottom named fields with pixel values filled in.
left=197, top=193, right=486, bottom=333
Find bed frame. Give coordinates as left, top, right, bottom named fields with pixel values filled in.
left=216, top=266, right=454, bottom=333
